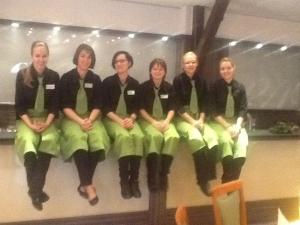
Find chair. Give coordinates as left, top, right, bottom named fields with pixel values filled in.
left=211, top=180, right=247, bottom=225
left=175, top=205, right=189, bottom=225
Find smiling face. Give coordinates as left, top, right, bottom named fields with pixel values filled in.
left=151, top=63, right=166, bottom=82
left=182, top=52, right=198, bottom=78
left=219, top=59, right=235, bottom=83
left=77, top=50, right=92, bottom=72
left=114, top=53, right=131, bottom=75
left=31, top=44, right=49, bottom=74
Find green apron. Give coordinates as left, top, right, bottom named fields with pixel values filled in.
left=15, top=76, right=60, bottom=161
left=175, top=79, right=218, bottom=153
left=60, top=79, right=110, bottom=160
left=103, top=84, right=144, bottom=158
left=140, top=88, right=179, bottom=156
left=209, top=121, right=248, bottom=159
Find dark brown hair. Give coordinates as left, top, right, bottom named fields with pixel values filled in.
left=73, top=43, right=96, bottom=69
left=149, top=58, right=167, bottom=80
left=111, top=51, right=133, bottom=69
left=23, top=41, right=49, bottom=87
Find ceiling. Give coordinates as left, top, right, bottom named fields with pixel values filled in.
left=120, top=0, right=300, bottom=23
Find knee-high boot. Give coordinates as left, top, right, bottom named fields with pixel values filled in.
left=206, top=146, right=218, bottom=181
left=232, top=157, right=246, bottom=180
left=193, top=148, right=210, bottom=196
left=129, top=156, right=142, bottom=198
left=146, top=153, right=160, bottom=193
left=119, top=156, right=132, bottom=199
left=160, top=154, right=173, bottom=191
left=222, top=155, right=234, bottom=183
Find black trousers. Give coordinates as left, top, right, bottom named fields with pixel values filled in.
left=73, top=149, right=105, bottom=186
left=24, top=151, right=52, bottom=198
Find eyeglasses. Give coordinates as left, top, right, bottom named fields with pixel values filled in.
left=114, top=59, right=128, bottom=64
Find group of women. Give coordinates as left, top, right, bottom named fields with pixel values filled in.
left=14, top=41, right=248, bottom=211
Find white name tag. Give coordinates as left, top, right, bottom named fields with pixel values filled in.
left=84, top=83, right=93, bottom=88
left=127, top=90, right=135, bottom=95
left=46, top=84, right=55, bottom=90
left=160, top=94, right=168, bottom=99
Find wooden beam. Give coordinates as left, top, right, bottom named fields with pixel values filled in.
left=192, top=6, right=205, bottom=49
left=195, top=0, right=230, bottom=64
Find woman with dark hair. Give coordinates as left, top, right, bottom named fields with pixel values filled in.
left=138, top=58, right=179, bottom=193
left=60, top=44, right=110, bottom=205
left=102, top=51, right=144, bottom=199
left=173, top=51, right=219, bottom=196
left=15, top=41, right=60, bottom=210
left=209, top=57, right=248, bottom=183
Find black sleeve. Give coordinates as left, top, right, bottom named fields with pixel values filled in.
left=130, top=80, right=140, bottom=115
left=60, top=74, right=73, bottom=109
left=167, top=85, right=176, bottom=112
left=92, top=75, right=103, bottom=110
left=199, top=79, right=209, bottom=114
left=173, top=76, right=186, bottom=114
left=47, top=72, right=60, bottom=117
left=15, top=71, right=27, bottom=117
left=238, top=84, right=248, bottom=119
left=136, top=83, right=145, bottom=111
left=209, top=81, right=219, bottom=118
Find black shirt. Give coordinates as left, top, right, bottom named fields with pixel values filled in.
left=137, top=79, right=175, bottom=115
left=60, top=68, right=103, bottom=111
left=210, top=79, right=247, bottom=119
left=102, top=74, right=139, bottom=116
left=173, top=72, right=208, bottom=114
left=15, top=65, right=60, bottom=119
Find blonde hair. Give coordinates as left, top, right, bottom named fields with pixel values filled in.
left=23, top=41, right=49, bottom=87
left=219, top=57, right=235, bottom=68
left=182, top=51, right=198, bottom=64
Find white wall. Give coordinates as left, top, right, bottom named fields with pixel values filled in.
left=208, top=10, right=300, bottom=46
left=0, top=0, right=193, bottom=35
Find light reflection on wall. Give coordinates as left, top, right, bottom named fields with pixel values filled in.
left=0, top=20, right=178, bottom=103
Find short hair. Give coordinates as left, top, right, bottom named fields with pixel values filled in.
left=31, top=41, right=49, bottom=56
left=149, top=58, right=167, bottom=73
left=219, top=57, right=235, bottom=68
left=182, top=51, right=198, bottom=64
left=111, top=50, right=134, bottom=69
left=73, top=44, right=96, bottom=69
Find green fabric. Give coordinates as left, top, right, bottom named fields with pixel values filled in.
left=116, top=85, right=127, bottom=117
left=139, top=120, right=179, bottom=156
left=225, top=86, right=235, bottom=118
left=175, top=118, right=218, bottom=153
left=103, top=118, right=144, bottom=158
left=15, top=119, right=60, bottom=161
left=152, top=88, right=164, bottom=120
left=34, top=76, right=44, bottom=114
left=189, top=80, right=198, bottom=117
left=216, top=191, right=240, bottom=225
left=60, top=118, right=110, bottom=160
left=209, top=121, right=248, bottom=159
left=75, top=80, right=88, bottom=115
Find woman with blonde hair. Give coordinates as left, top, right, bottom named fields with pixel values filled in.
left=15, top=41, right=60, bottom=210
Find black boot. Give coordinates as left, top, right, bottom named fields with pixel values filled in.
left=129, top=156, right=142, bottom=198
left=160, top=154, right=173, bottom=192
left=146, top=153, right=160, bottom=193
left=222, top=155, right=234, bottom=183
left=206, top=146, right=218, bottom=181
left=24, top=152, right=43, bottom=210
left=193, top=149, right=210, bottom=196
left=119, top=156, right=132, bottom=199
left=232, top=157, right=246, bottom=180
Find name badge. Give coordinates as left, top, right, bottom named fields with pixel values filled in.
left=127, top=90, right=135, bottom=95
left=46, top=84, right=55, bottom=90
left=84, top=83, right=93, bottom=88
left=160, top=94, right=168, bottom=99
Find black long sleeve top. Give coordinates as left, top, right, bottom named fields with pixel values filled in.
left=15, top=65, right=60, bottom=119
left=60, top=68, right=103, bottom=111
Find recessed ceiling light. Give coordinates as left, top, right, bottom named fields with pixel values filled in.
left=229, top=41, right=237, bottom=46
left=11, top=22, right=19, bottom=28
left=161, top=36, right=169, bottom=41
left=280, top=45, right=288, bottom=51
left=91, top=30, right=99, bottom=35
left=71, top=34, right=76, bottom=38
left=255, top=43, right=263, bottom=49
left=53, top=26, right=61, bottom=32
left=128, top=33, right=135, bottom=38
